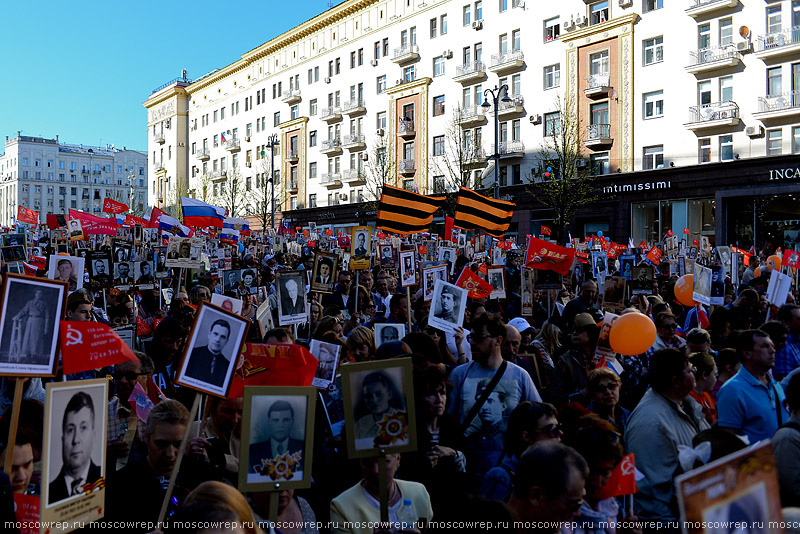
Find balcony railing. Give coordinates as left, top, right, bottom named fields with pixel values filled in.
left=343, top=134, right=366, bottom=148
left=687, top=45, right=741, bottom=70
left=341, top=100, right=366, bottom=114
left=459, top=106, right=487, bottom=124
left=281, top=89, right=301, bottom=103
left=225, top=138, right=240, bottom=151
left=343, top=168, right=366, bottom=182
left=756, top=90, right=800, bottom=114
left=497, top=95, right=525, bottom=113
left=687, top=101, right=739, bottom=123
left=499, top=140, right=525, bottom=156
left=92, top=169, right=102, bottom=175
left=285, top=150, right=299, bottom=162
left=288, top=178, right=298, bottom=192
left=392, top=44, right=420, bottom=63
left=454, top=61, right=486, bottom=82
left=755, top=27, right=800, bottom=55
left=587, top=74, right=611, bottom=89
left=321, top=173, right=343, bottom=187
left=321, top=138, right=342, bottom=152
left=686, top=0, right=738, bottom=17
left=321, top=106, right=342, bottom=121
left=489, top=50, right=525, bottom=72
left=587, top=124, right=611, bottom=140
left=399, top=159, right=416, bottom=174
left=154, top=162, right=165, bottom=172
left=398, top=118, right=415, bottom=137
left=154, top=133, right=165, bottom=144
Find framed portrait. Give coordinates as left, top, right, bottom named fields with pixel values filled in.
left=113, top=261, right=134, bottom=288
left=256, top=299, right=275, bottom=338
left=486, top=266, right=506, bottom=299
left=41, top=379, right=107, bottom=526
left=422, top=263, right=448, bottom=302
left=619, top=255, right=636, bottom=281
left=438, top=247, right=456, bottom=266
left=379, top=244, right=395, bottom=267
left=223, top=269, right=242, bottom=293
left=428, top=280, right=468, bottom=335
left=135, top=261, right=155, bottom=288
left=602, top=276, right=626, bottom=312
left=591, top=252, right=608, bottom=280
left=458, top=233, right=467, bottom=250
left=87, top=251, right=112, bottom=287
left=0, top=274, right=67, bottom=377
left=521, top=268, right=534, bottom=317
left=175, top=302, right=250, bottom=398
left=165, top=236, right=202, bottom=268
left=350, top=226, right=371, bottom=270
left=687, top=246, right=698, bottom=260
left=2, top=233, right=26, bottom=247
left=533, top=269, right=563, bottom=290
left=320, top=380, right=346, bottom=437
left=341, top=358, right=417, bottom=458
left=399, top=250, right=417, bottom=287
left=67, top=219, right=84, bottom=242
left=679, top=256, right=687, bottom=277
left=276, top=271, right=308, bottom=326
left=239, top=386, right=316, bottom=491
left=47, top=255, right=85, bottom=291
left=211, top=293, right=244, bottom=315
left=630, top=265, right=654, bottom=295
left=594, top=311, right=621, bottom=363
left=133, top=224, right=143, bottom=244
left=710, top=265, right=726, bottom=305
left=492, top=247, right=503, bottom=266
left=374, top=323, right=406, bottom=347
left=692, top=263, right=712, bottom=306
left=112, top=239, right=132, bottom=263
left=1, top=246, right=27, bottom=263
left=310, top=339, right=341, bottom=389
left=238, top=268, right=259, bottom=295
left=311, top=252, right=338, bottom=294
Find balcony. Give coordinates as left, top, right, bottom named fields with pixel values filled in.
left=585, top=124, right=613, bottom=148
left=154, top=162, right=165, bottom=172
left=684, top=101, right=740, bottom=131
left=465, top=148, right=488, bottom=168
left=92, top=169, right=102, bottom=175
left=343, top=168, right=366, bottom=184
left=197, top=148, right=210, bottom=161
left=343, top=134, right=366, bottom=150
left=488, top=50, right=525, bottom=74
left=498, top=140, right=525, bottom=158
left=320, top=138, right=342, bottom=154
left=391, top=44, right=420, bottom=64
left=225, top=138, right=241, bottom=152
left=212, top=171, right=228, bottom=182
left=497, top=95, right=525, bottom=117
left=287, top=178, right=298, bottom=193
left=398, top=119, right=416, bottom=138
left=454, top=61, right=486, bottom=83
left=685, top=0, right=738, bottom=18
left=686, top=45, right=741, bottom=74
left=342, top=100, right=366, bottom=116
left=754, top=28, right=800, bottom=60
left=458, top=106, right=487, bottom=126
left=285, top=150, right=299, bottom=163
left=753, top=91, right=800, bottom=121
left=585, top=74, right=613, bottom=98
left=81, top=168, right=90, bottom=175
left=321, top=173, right=343, bottom=188
left=399, top=159, right=416, bottom=175
left=281, top=89, right=301, bottom=104
left=154, top=133, right=165, bottom=144
left=321, top=106, right=342, bottom=122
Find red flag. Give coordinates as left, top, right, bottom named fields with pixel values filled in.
left=784, top=249, right=800, bottom=269
left=541, top=225, right=551, bottom=236
left=693, top=239, right=699, bottom=246
left=148, top=206, right=166, bottom=228
left=59, top=321, right=138, bottom=375
left=646, top=246, right=663, bottom=265
left=68, top=209, right=117, bottom=236
left=227, top=343, right=318, bottom=398
left=325, top=228, right=334, bottom=236
left=594, top=454, right=638, bottom=499
left=30, top=255, right=47, bottom=269
left=525, top=237, right=576, bottom=276
left=102, top=198, right=129, bottom=214
left=666, top=229, right=673, bottom=237
left=683, top=228, right=691, bottom=235
left=16, top=206, right=39, bottom=225
left=444, top=216, right=454, bottom=241
left=496, top=241, right=513, bottom=250
left=638, top=240, right=648, bottom=250
left=418, top=245, right=428, bottom=255
left=46, top=214, right=67, bottom=229
left=22, top=262, right=37, bottom=276
left=337, top=236, right=350, bottom=248
left=576, top=251, right=589, bottom=264
left=125, top=214, right=147, bottom=227
left=606, top=243, right=627, bottom=259
left=477, top=263, right=488, bottom=275
left=456, top=266, right=494, bottom=299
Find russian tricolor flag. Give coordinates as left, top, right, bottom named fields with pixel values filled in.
left=181, top=197, right=225, bottom=229
left=158, top=213, right=191, bottom=237
left=224, top=217, right=250, bottom=236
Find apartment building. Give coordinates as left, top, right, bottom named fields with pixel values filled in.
left=144, top=0, right=800, bottom=249
left=0, top=134, right=148, bottom=226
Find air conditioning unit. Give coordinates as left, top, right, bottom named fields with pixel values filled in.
left=619, top=0, right=632, bottom=6
left=245, top=136, right=250, bottom=142
left=563, top=20, right=576, bottom=31
left=576, top=16, right=588, bottom=27
left=370, top=59, right=378, bottom=66
left=376, top=128, right=385, bottom=136
left=360, top=153, right=369, bottom=161
left=746, top=125, right=764, bottom=138
left=575, top=158, right=587, bottom=168
left=529, top=114, right=542, bottom=125
left=442, top=50, right=453, bottom=59
left=471, top=20, right=483, bottom=30
left=246, top=162, right=252, bottom=167
left=324, top=76, right=332, bottom=84
left=736, top=40, right=751, bottom=53
left=718, top=110, right=732, bottom=119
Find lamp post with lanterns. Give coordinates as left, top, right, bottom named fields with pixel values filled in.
left=481, top=84, right=512, bottom=200
left=262, top=134, right=279, bottom=230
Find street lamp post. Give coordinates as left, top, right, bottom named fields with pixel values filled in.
left=264, top=133, right=279, bottom=230
left=481, top=84, right=512, bottom=199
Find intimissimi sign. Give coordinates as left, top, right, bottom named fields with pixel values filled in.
left=602, top=180, right=671, bottom=194
left=769, top=167, right=800, bottom=181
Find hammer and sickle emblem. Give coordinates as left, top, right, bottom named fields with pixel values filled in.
left=65, top=325, right=83, bottom=347
left=620, top=455, right=635, bottom=476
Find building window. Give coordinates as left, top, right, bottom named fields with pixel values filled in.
left=309, top=162, right=317, bottom=178
left=310, top=99, right=317, bottom=116
left=698, top=23, right=711, bottom=50
left=720, top=135, right=734, bottom=161
left=590, top=152, right=610, bottom=175
left=403, top=179, right=415, bottom=191
left=309, top=194, right=317, bottom=207
left=512, top=74, right=521, bottom=95
left=512, top=29, right=521, bottom=51
left=441, top=14, right=448, bottom=33
left=430, top=17, right=438, bottom=38
left=643, top=36, right=663, bottom=65
left=433, top=95, right=445, bottom=116
left=433, top=135, right=445, bottom=155
left=377, top=112, right=387, bottom=130
left=590, top=101, right=609, bottom=126
left=544, top=16, right=561, bottom=42
left=463, top=5, right=471, bottom=26
left=643, top=90, right=664, bottom=119
left=719, top=17, right=733, bottom=46
left=590, top=1, right=609, bottom=25
left=767, top=129, right=782, bottom=155
left=544, top=112, right=560, bottom=136
left=291, top=197, right=298, bottom=210
left=699, top=138, right=711, bottom=163
left=643, top=145, right=664, bottom=170
left=500, top=0, right=507, bottom=12
left=767, top=67, right=782, bottom=96
left=644, top=0, right=662, bottom=13
left=589, top=50, right=609, bottom=76
left=433, top=56, right=446, bottom=76
left=475, top=0, right=482, bottom=20
left=767, top=4, right=782, bottom=34
left=793, top=126, right=800, bottom=154
left=403, top=66, right=416, bottom=82
left=544, top=64, right=560, bottom=89
left=720, top=76, right=733, bottom=102
left=274, top=112, right=281, bottom=126
left=310, top=131, right=317, bottom=147
left=291, top=105, right=299, bottom=119
left=377, top=75, right=386, bottom=93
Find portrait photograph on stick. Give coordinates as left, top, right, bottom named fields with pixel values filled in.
left=399, top=250, right=417, bottom=287
left=374, top=323, right=407, bottom=347
left=311, top=251, right=338, bottom=294
left=379, top=244, right=394, bottom=267
left=422, top=263, right=448, bottom=302
left=0, top=274, right=68, bottom=377
left=427, top=279, right=467, bottom=335
left=175, top=302, right=250, bottom=398
left=349, top=226, right=371, bottom=270
left=48, top=255, right=85, bottom=291
left=310, top=339, right=341, bottom=389
left=276, top=271, right=308, bottom=326
left=486, top=266, right=506, bottom=300
left=239, top=386, right=316, bottom=491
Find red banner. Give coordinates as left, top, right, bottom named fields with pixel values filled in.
left=496, top=241, right=514, bottom=250
left=125, top=214, right=147, bottom=227
left=59, top=321, right=138, bottom=374
left=606, top=243, right=627, bottom=259
left=784, top=249, right=800, bottom=269
left=444, top=216, right=454, bottom=242
left=17, top=206, right=39, bottom=225
left=29, top=255, right=47, bottom=269
left=638, top=240, right=648, bottom=250
left=646, top=246, right=663, bottom=265
left=455, top=266, right=494, bottom=299
left=148, top=206, right=166, bottom=228
left=14, top=493, right=39, bottom=534
left=102, top=198, right=129, bottom=214
left=595, top=454, right=638, bottom=499
left=525, top=237, right=576, bottom=276
left=46, top=214, right=67, bottom=229
left=227, top=343, right=318, bottom=398
left=68, top=209, right=117, bottom=236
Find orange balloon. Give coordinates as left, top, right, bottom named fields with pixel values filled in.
left=755, top=266, right=762, bottom=278
left=674, top=274, right=695, bottom=306
left=767, top=254, right=782, bottom=271
left=609, top=312, right=657, bottom=356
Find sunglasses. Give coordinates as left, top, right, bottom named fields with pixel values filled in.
left=536, top=423, right=564, bottom=438
left=560, top=496, right=585, bottom=512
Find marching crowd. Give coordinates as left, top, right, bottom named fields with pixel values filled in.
left=1, top=238, right=800, bottom=534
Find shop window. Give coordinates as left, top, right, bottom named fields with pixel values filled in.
left=643, top=145, right=664, bottom=169
left=719, top=135, right=734, bottom=161
left=699, top=138, right=711, bottom=163
left=767, top=129, right=783, bottom=155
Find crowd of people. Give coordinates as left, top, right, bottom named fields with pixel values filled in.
left=1, top=232, right=800, bottom=534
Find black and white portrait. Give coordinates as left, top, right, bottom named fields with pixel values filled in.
left=311, top=252, right=337, bottom=294
left=592, top=252, right=608, bottom=280
left=487, top=266, right=506, bottom=300
left=399, top=251, right=416, bottom=287
left=428, top=280, right=468, bottom=334
left=135, top=261, right=155, bottom=287
left=438, top=247, right=456, bottom=265
left=0, top=275, right=66, bottom=376
left=89, top=254, right=112, bottom=287
left=375, top=323, right=406, bottom=347
left=133, top=224, right=143, bottom=244
left=310, top=339, right=340, bottom=389
left=113, top=241, right=132, bottom=263
left=176, top=303, right=249, bottom=397
left=68, top=219, right=84, bottom=241
left=380, top=245, right=394, bottom=267
left=240, top=269, right=258, bottom=295
left=351, top=228, right=369, bottom=259
left=223, top=269, right=242, bottom=293
left=620, top=255, right=635, bottom=281
left=114, top=261, right=134, bottom=287
left=710, top=264, right=726, bottom=305
left=165, top=236, right=201, bottom=268
left=422, top=264, right=448, bottom=301
left=154, top=247, right=168, bottom=275
left=44, top=380, right=107, bottom=508
left=1, top=246, right=26, bottom=263
left=47, top=255, right=85, bottom=291
left=631, top=265, right=654, bottom=295
left=277, top=271, right=308, bottom=326
left=693, top=263, right=712, bottom=306
left=3, top=234, right=26, bottom=247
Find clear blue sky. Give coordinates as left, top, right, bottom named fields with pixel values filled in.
left=0, top=0, right=344, bottom=154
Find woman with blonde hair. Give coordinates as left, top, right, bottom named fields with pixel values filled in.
left=182, top=480, right=262, bottom=534
left=345, top=326, right=376, bottom=362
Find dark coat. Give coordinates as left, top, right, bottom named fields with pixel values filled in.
left=48, top=461, right=102, bottom=505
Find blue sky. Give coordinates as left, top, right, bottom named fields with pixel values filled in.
left=0, top=0, right=344, bottom=154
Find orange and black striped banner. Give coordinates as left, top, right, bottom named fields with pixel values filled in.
left=377, top=185, right=446, bottom=235
left=454, top=187, right=515, bottom=238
